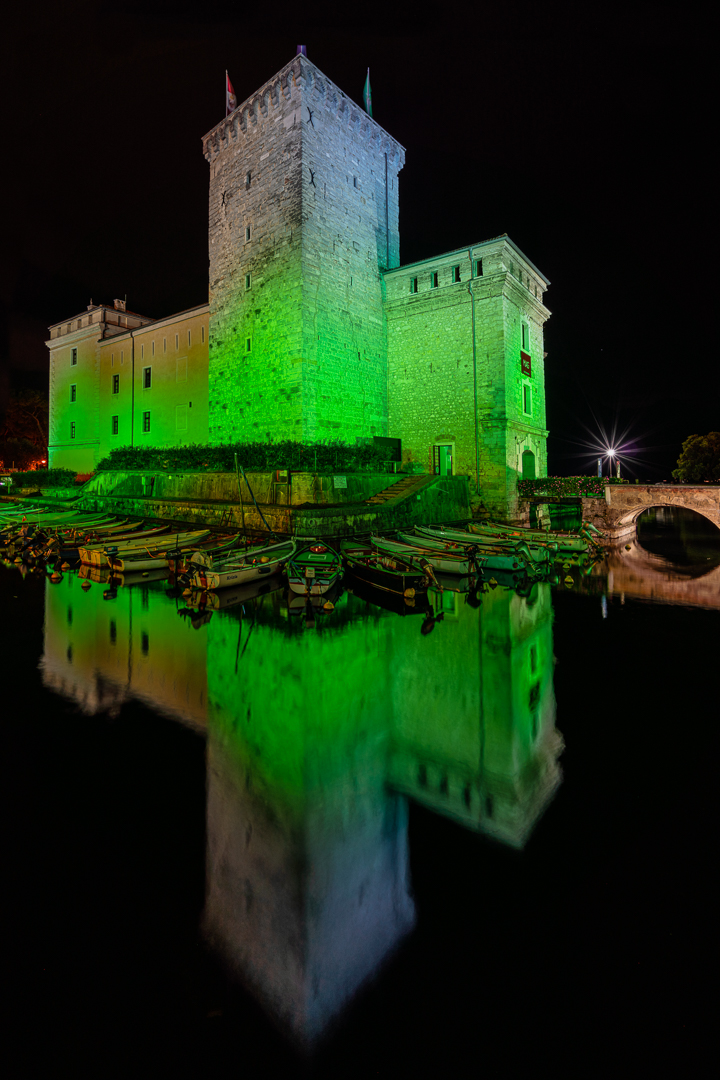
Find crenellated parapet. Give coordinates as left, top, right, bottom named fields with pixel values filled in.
left=202, top=55, right=404, bottom=168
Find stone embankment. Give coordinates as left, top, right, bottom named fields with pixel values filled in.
left=47, top=469, right=471, bottom=537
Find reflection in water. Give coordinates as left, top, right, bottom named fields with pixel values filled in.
left=39, top=572, right=562, bottom=1046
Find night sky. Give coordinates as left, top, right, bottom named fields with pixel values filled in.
left=1, top=3, right=714, bottom=479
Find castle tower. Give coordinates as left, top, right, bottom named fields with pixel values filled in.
left=202, top=55, right=405, bottom=446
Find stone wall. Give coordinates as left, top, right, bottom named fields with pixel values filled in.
left=203, top=54, right=405, bottom=446
left=384, top=236, right=550, bottom=520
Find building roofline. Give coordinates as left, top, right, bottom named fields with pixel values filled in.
left=47, top=304, right=153, bottom=332
left=202, top=54, right=405, bottom=154
left=98, top=302, right=209, bottom=342
left=383, top=234, right=550, bottom=286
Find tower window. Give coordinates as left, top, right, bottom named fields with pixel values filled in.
left=353, top=176, right=358, bottom=188
left=522, top=322, right=530, bottom=351
left=452, top=265, right=461, bottom=283
left=430, top=271, right=438, bottom=289
left=70, top=384, right=76, bottom=402
left=70, top=347, right=78, bottom=366
left=112, top=374, right=119, bottom=394
left=142, top=411, right=151, bottom=432
left=245, top=226, right=251, bottom=241
left=474, top=258, right=483, bottom=277
left=112, top=415, right=119, bottom=435
left=143, top=367, right=152, bottom=389
left=523, top=384, right=533, bottom=416
left=246, top=338, right=252, bottom=353
left=245, top=273, right=251, bottom=290
left=70, top=422, right=76, bottom=439
left=245, top=172, right=251, bottom=187
left=410, top=277, right=418, bottom=293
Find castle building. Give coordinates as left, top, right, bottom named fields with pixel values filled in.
left=47, top=53, right=550, bottom=517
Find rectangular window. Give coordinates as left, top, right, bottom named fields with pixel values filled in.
left=70, top=422, right=76, bottom=439
left=430, top=271, right=438, bottom=289
left=452, top=265, right=461, bottom=283
left=522, top=322, right=530, bottom=351
left=410, top=277, right=418, bottom=293
left=245, top=273, right=251, bottom=289
left=245, top=226, right=251, bottom=241
left=70, top=384, right=77, bottom=402
left=151, top=341, right=155, bottom=356
left=474, top=258, right=483, bottom=277
left=201, top=325, right=205, bottom=344
left=70, top=347, right=78, bottom=366
left=111, top=352, right=114, bottom=367
left=112, top=374, right=119, bottom=394
left=141, top=344, right=144, bottom=360
left=246, top=337, right=252, bottom=353
left=175, top=334, right=179, bottom=350
left=112, top=415, right=119, bottom=435
left=143, top=367, right=151, bottom=389
left=163, top=337, right=167, bottom=354
left=187, top=329, right=191, bottom=346
left=142, top=411, right=151, bottom=432
left=523, top=384, right=532, bottom=416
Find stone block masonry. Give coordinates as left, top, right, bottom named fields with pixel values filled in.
left=384, top=235, right=551, bottom=520
left=203, top=55, right=405, bottom=447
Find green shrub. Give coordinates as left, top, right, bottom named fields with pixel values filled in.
left=7, top=468, right=77, bottom=489
left=95, top=441, right=393, bottom=474
left=519, top=476, right=609, bottom=498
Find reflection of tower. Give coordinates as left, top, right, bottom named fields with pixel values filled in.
left=202, top=599, right=415, bottom=1047
left=388, top=584, right=562, bottom=848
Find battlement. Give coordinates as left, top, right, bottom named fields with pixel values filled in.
left=202, top=55, right=405, bottom=168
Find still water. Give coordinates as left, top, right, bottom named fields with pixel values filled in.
left=3, top=508, right=716, bottom=1075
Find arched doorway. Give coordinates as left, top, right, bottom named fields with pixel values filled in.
left=522, top=449, right=536, bottom=480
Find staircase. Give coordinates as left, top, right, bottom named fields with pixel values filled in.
left=365, top=475, right=431, bottom=505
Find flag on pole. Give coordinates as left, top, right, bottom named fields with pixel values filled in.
left=363, top=68, right=372, bottom=118
left=226, top=71, right=237, bottom=117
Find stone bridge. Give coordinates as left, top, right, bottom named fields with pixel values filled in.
left=579, top=484, right=720, bottom=543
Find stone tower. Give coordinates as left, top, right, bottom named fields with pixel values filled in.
left=202, top=55, right=405, bottom=446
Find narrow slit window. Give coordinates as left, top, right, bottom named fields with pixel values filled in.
left=245, top=226, right=251, bottom=241
left=151, top=341, right=155, bottom=357
left=410, top=277, right=418, bottom=293
left=188, top=329, right=191, bottom=346
left=201, top=325, right=205, bottom=344
left=163, top=337, right=167, bottom=354
left=175, top=334, right=179, bottom=351
left=245, top=273, right=251, bottom=290
left=245, top=172, right=251, bottom=187
left=141, top=344, right=144, bottom=360
left=246, top=337, right=252, bottom=353
left=523, top=384, right=532, bottom=416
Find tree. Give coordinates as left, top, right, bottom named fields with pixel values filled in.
left=0, top=389, right=48, bottom=451
left=672, top=433, right=720, bottom=483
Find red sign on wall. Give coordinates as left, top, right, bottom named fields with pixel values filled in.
left=521, top=351, right=532, bottom=376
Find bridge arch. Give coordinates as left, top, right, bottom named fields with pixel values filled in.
left=606, top=486, right=720, bottom=535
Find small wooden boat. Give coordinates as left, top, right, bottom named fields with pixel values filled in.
left=186, top=538, right=297, bottom=590
left=166, top=532, right=245, bottom=574
left=469, top=520, right=597, bottom=553
left=414, top=525, right=554, bottom=571
left=186, top=574, right=285, bottom=612
left=340, top=540, right=433, bottom=596
left=345, top=572, right=432, bottom=616
left=108, top=530, right=214, bottom=572
left=286, top=542, right=343, bottom=595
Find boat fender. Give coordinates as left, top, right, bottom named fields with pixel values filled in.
left=404, top=587, right=416, bottom=598
left=310, top=545, right=328, bottom=554
left=50, top=571, right=62, bottom=582
left=564, top=575, right=574, bottom=587
left=81, top=581, right=91, bottom=590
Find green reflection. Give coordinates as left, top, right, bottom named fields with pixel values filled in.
left=41, top=573, right=562, bottom=1044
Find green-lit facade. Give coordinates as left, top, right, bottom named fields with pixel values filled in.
left=47, top=54, right=551, bottom=518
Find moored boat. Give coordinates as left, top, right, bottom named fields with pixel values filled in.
left=286, top=542, right=343, bottom=595
left=185, top=538, right=296, bottom=590
left=340, top=540, right=433, bottom=596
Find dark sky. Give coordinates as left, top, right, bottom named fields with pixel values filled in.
left=0, top=2, right=714, bottom=478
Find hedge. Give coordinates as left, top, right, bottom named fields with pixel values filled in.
left=95, top=441, right=393, bottom=473
left=5, top=468, right=79, bottom=489
left=518, top=476, right=629, bottom=498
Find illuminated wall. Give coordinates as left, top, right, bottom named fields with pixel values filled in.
left=202, top=54, right=405, bottom=446
left=384, top=236, right=550, bottom=517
